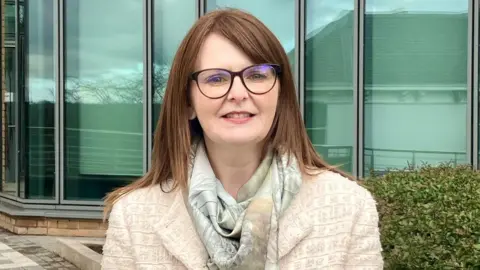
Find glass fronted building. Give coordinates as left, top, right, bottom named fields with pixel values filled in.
left=0, top=0, right=475, bottom=227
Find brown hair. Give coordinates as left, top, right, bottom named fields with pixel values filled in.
left=103, top=8, right=351, bottom=218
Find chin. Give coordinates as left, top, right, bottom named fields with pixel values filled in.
left=222, top=138, right=258, bottom=146
left=216, top=135, right=264, bottom=146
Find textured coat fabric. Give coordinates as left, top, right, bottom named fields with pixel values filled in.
left=101, top=170, right=384, bottom=270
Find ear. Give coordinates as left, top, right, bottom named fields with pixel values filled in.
left=188, top=107, right=197, bottom=120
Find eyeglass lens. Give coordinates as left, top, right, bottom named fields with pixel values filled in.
left=196, top=64, right=277, bottom=98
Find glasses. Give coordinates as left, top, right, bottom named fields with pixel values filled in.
left=190, top=63, right=282, bottom=99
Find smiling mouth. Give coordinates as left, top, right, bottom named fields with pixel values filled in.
left=221, top=113, right=255, bottom=119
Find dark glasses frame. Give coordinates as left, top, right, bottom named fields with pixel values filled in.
left=189, top=63, right=282, bottom=99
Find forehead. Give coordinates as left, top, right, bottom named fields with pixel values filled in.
left=195, top=33, right=253, bottom=71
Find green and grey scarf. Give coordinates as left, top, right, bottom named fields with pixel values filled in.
left=186, top=140, right=302, bottom=270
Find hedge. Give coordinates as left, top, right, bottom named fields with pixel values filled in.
left=361, top=164, right=480, bottom=269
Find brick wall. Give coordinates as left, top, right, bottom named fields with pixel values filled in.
left=0, top=213, right=107, bottom=237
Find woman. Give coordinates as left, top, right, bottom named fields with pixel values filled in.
left=101, top=8, right=383, bottom=270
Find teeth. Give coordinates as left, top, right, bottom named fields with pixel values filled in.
left=225, top=113, right=251, bottom=118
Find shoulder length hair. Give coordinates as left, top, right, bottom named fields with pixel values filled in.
left=103, top=8, right=350, bottom=217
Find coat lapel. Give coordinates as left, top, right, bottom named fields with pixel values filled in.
left=278, top=183, right=313, bottom=259
left=154, top=190, right=209, bottom=269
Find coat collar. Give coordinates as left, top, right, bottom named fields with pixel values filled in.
left=154, top=186, right=312, bottom=268
left=154, top=190, right=209, bottom=269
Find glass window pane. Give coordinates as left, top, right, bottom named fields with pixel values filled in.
left=152, top=0, right=196, bottom=130
left=364, top=0, right=468, bottom=176
left=2, top=1, right=17, bottom=197
left=305, top=0, right=354, bottom=173
left=64, top=0, right=144, bottom=200
left=18, top=0, right=56, bottom=199
left=2, top=47, right=17, bottom=196
left=5, top=1, right=16, bottom=40
left=206, top=0, right=295, bottom=70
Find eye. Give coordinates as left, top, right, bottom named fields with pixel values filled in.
left=206, top=76, right=227, bottom=83
left=247, top=72, right=268, bottom=80
left=200, top=71, right=230, bottom=85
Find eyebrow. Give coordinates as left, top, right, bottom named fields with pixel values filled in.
left=198, top=64, right=255, bottom=71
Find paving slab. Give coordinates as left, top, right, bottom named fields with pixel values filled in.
left=0, top=229, right=79, bottom=270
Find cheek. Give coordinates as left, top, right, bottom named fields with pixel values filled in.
left=191, top=90, right=221, bottom=121
left=262, top=89, right=279, bottom=118
left=191, top=85, right=207, bottom=114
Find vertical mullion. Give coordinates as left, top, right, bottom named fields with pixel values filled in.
left=294, top=0, right=302, bottom=112
left=58, top=0, right=64, bottom=203
left=296, top=0, right=305, bottom=117
left=353, top=0, right=359, bottom=178
left=473, top=0, right=479, bottom=168
left=144, top=0, right=153, bottom=172
left=294, top=0, right=300, bottom=104
left=14, top=0, right=20, bottom=197
left=195, top=0, right=200, bottom=18
left=467, top=0, right=474, bottom=166
left=198, top=0, right=205, bottom=17
left=355, top=0, right=365, bottom=178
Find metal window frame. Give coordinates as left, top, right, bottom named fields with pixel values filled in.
left=13, top=0, right=20, bottom=198
left=0, top=196, right=103, bottom=219
left=473, top=0, right=479, bottom=168
left=58, top=0, right=79, bottom=205
left=0, top=0, right=60, bottom=204
left=295, top=0, right=305, bottom=116
left=55, top=0, right=62, bottom=205
left=0, top=194, right=57, bottom=204
left=198, top=0, right=206, bottom=17
left=145, top=0, right=153, bottom=172
left=354, top=0, right=365, bottom=178
left=468, top=0, right=474, bottom=166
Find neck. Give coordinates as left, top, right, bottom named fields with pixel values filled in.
left=204, top=137, right=263, bottom=198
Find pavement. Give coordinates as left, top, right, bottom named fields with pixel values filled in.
left=0, top=229, right=78, bottom=270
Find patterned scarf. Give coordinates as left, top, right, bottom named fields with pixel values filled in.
left=186, top=140, right=302, bottom=270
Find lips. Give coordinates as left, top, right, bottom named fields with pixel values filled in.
left=222, top=112, right=254, bottom=118
left=221, top=111, right=256, bottom=124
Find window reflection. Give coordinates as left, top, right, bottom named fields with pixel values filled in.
left=13, top=0, right=56, bottom=199
left=152, top=0, right=196, bottom=130
left=4, top=1, right=16, bottom=40
left=206, top=0, right=295, bottom=69
left=3, top=48, right=16, bottom=196
left=2, top=0, right=17, bottom=197
left=304, top=0, right=354, bottom=173
left=363, top=0, right=468, bottom=175
left=64, top=0, right=144, bottom=200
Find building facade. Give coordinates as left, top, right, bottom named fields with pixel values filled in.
left=0, top=0, right=475, bottom=236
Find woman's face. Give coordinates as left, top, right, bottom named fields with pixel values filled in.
left=190, top=33, right=279, bottom=147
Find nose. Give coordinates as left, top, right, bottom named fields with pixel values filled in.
left=226, top=76, right=249, bottom=102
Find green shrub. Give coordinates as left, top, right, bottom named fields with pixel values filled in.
left=361, top=164, right=480, bottom=269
